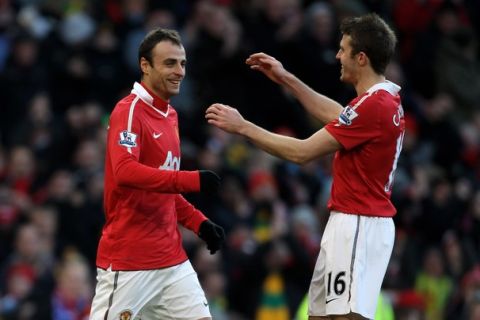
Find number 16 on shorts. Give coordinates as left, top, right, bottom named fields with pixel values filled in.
left=326, top=271, right=347, bottom=303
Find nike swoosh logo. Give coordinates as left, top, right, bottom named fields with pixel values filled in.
left=153, top=132, right=163, bottom=139
left=326, top=298, right=339, bottom=304
left=203, top=301, right=208, bottom=307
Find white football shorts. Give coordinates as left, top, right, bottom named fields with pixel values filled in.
left=308, top=211, right=395, bottom=319
left=89, top=260, right=211, bottom=320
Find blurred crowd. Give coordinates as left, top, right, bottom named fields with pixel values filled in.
left=0, top=0, right=479, bottom=319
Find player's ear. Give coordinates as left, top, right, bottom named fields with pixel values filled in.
left=357, top=52, right=369, bottom=67
left=140, top=57, right=151, bottom=75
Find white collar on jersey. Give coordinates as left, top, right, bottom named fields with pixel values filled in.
left=366, top=80, right=401, bottom=96
left=131, top=82, right=170, bottom=118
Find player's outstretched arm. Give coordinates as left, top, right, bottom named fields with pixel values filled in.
left=205, top=103, right=341, bottom=164
left=246, top=52, right=343, bottom=124
left=109, top=108, right=221, bottom=194
left=113, top=155, right=220, bottom=194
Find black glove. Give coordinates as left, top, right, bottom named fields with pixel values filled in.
left=198, top=220, right=225, bottom=254
left=199, top=170, right=220, bottom=195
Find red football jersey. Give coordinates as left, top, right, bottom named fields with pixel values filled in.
left=97, top=82, right=207, bottom=270
left=325, top=81, right=405, bottom=217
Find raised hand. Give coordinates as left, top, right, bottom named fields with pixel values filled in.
left=245, top=52, right=289, bottom=85
left=205, top=103, right=247, bottom=134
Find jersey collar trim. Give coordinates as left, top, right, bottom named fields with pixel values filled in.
left=131, top=82, right=170, bottom=117
left=366, top=80, right=401, bottom=96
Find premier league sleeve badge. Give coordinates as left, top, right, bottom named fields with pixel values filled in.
left=118, top=130, right=138, bottom=147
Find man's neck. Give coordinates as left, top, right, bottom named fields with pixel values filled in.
left=139, top=81, right=169, bottom=111
left=354, top=72, right=386, bottom=96
left=141, top=80, right=169, bottom=102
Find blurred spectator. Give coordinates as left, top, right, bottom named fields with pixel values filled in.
left=187, top=0, right=251, bottom=139
left=414, top=247, right=453, bottom=320
left=243, top=0, right=303, bottom=54
left=403, top=1, right=470, bottom=98
left=0, top=185, right=22, bottom=260
left=51, top=252, right=92, bottom=320
left=27, top=206, right=58, bottom=258
left=289, top=204, right=321, bottom=268
left=282, top=1, right=347, bottom=103
left=0, top=223, right=54, bottom=319
left=0, top=34, right=47, bottom=146
left=5, top=146, right=36, bottom=196
left=416, top=176, right=459, bottom=246
left=40, top=170, right=86, bottom=259
left=9, top=92, right=66, bottom=176
left=467, top=297, right=480, bottom=320
left=255, top=240, right=291, bottom=320
left=442, top=230, right=475, bottom=282
left=434, top=26, right=480, bottom=115
left=2, top=146, right=37, bottom=218
left=202, top=270, right=229, bottom=320
left=224, top=224, right=258, bottom=316
left=461, top=189, right=480, bottom=262
left=417, top=93, right=464, bottom=178
left=0, top=0, right=15, bottom=71
left=72, top=139, right=103, bottom=190
left=87, top=24, right=124, bottom=109
left=58, top=11, right=96, bottom=47
left=248, top=168, right=288, bottom=243
left=447, top=265, right=480, bottom=320
left=0, top=263, right=37, bottom=319
left=395, top=289, right=426, bottom=320
left=384, top=230, right=422, bottom=290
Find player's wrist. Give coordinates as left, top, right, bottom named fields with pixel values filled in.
left=238, top=121, right=253, bottom=136
left=277, top=69, right=294, bottom=86
left=177, top=170, right=201, bottom=192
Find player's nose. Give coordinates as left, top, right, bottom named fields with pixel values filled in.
left=174, top=63, right=185, bottom=77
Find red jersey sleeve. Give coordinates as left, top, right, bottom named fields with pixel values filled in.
left=108, top=100, right=200, bottom=193
left=325, top=95, right=380, bottom=150
left=175, top=195, right=207, bottom=233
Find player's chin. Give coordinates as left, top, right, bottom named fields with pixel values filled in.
left=339, top=72, right=350, bottom=83
left=168, top=87, right=180, bottom=96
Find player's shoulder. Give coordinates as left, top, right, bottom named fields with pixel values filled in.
left=339, top=91, right=395, bottom=126
left=111, top=93, right=144, bottom=119
left=356, top=89, right=399, bottom=111
left=363, top=82, right=401, bottom=107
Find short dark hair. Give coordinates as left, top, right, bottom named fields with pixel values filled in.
left=340, top=13, right=397, bottom=75
left=138, top=28, right=182, bottom=66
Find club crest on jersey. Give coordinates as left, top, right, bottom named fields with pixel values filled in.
left=338, top=106, right=358, bottom=125
left=118, top=130, right=137, bottom=147
left=119, top=310, right=132, bottom=320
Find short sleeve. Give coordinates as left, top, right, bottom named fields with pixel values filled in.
left=325, top=95, right=380, bottom=150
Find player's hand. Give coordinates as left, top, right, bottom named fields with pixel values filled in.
left=245, top=52, right=289, bottom=85
left=198, top=220, right=225, bottom=254
left=205, top=103, right=247, bottom=134
left=199, top=170, right=220, bottom=195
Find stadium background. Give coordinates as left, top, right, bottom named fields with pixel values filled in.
left=0, top=0, right=479, bottom=319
